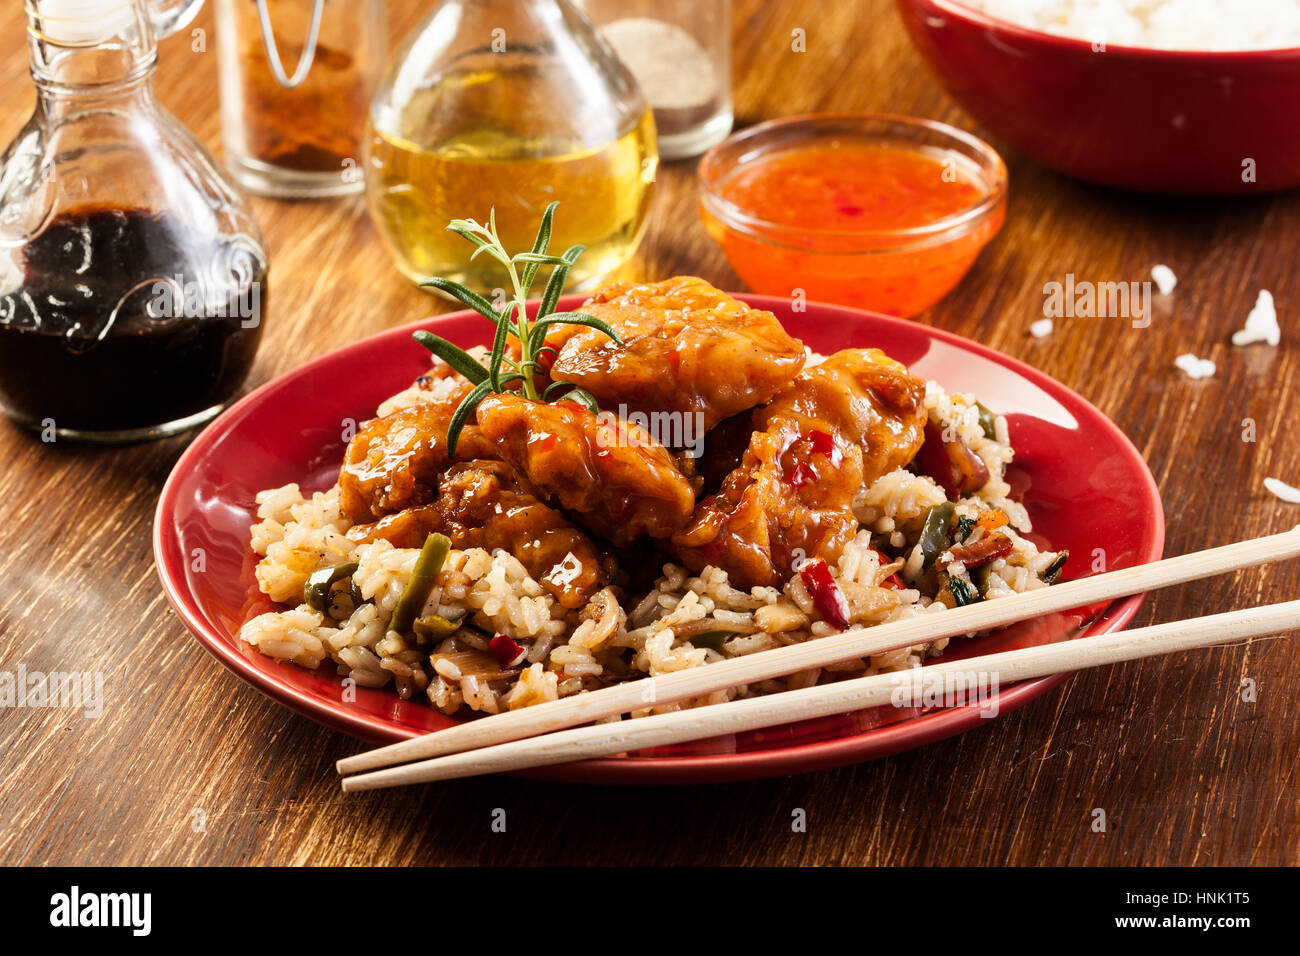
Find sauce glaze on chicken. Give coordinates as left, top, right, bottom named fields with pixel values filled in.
left=545, top=276, right=808, bottom=431
left=337, top=277, right=928, bottom=602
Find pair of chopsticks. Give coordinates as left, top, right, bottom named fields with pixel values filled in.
left=337, top=527, right=1300, bottom=790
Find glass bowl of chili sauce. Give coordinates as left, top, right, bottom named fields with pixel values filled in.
left=698, top=114, right=1007, bottom=317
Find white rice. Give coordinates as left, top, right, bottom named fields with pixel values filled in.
left=961, top=0, right=1300, bottom=51
left=1264, top=477, right=1300, bottom=504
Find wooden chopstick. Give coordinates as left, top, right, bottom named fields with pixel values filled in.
left=337, top=527, right=1300, bottom=777
left=340, top=599, right=1300, bottom=790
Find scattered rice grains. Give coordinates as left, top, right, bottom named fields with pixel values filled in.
left=1264, top=477, right=1300, bottom=504
left=1151, top=264, right=1177, bottom=295
left=1232, top=290, right=1280, bottom=347
left=1174, top=353, right=1215, bottom=379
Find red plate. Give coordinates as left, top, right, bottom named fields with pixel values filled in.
left=154, top=295, right=1164, bottom=784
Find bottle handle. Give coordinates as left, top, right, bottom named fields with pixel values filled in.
left=255, top=0, right=326, bottom=89
left=148, top=0, right=205, bottom=39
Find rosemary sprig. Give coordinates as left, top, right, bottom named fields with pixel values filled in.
left=414, top=203, right=622, bottom=456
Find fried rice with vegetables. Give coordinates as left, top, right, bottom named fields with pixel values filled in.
left=241, top=339, right=1066, bottom=718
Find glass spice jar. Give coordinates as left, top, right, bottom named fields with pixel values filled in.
left=577, top=0, right=732, bottom=160
left=215, top=0, right=386, bottom=197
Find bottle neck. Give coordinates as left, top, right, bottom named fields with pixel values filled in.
left=26, top=0, right=158, bottom=96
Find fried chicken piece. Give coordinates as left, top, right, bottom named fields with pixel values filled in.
left=671, top=348, right=927, bottom=588
left=672, top=421, right=867, bottom=588
left=347, top=460, right=614, bottom=609
left=545, top=276, right=807, bottom=434
left=338, top=382, right=497, bottom=524
left=751, top=348, right=927, bottom=480
left=474, top=392, right=696, bottom=545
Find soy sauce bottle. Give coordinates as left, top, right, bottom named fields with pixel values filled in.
left=0, top=0, right=268, bottom=442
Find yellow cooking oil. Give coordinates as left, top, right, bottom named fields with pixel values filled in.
left=364, top=83, right=657, bottom=293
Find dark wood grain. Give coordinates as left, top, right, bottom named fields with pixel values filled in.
left=1, top=0, right=1296, bottom=867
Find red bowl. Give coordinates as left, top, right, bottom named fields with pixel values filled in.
left=896, top=0, right=1300, bottom=195
left=154, top=294, right=1164, bottom=784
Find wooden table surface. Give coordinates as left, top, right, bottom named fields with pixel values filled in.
left=1, top=0, right=1296, bottom=867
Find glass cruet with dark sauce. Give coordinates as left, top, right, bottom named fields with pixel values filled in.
left=0, top=0, right=269, bottom=442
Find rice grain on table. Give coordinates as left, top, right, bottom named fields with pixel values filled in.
left=1264, top=477, right=1300, bottom=504
left=1151, top=264, right=1177, bottom=295
left=1232, top=290, right=1280, bottom=348
left=1175, top=353, right=1216, bottom=379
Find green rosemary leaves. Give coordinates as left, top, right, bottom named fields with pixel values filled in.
left=413, top=203, right=622, bottom=455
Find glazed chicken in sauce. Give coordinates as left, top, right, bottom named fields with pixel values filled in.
left=241, top=206, right=1072, bottom=722
left=672, top=420, right=869, bottom=589
left=474, top=392, right=696, bottom=545
left=347, top=460, right=613, bottom=608
left=672, top=349, right=927, bottom=588
left=336, top=279, right=928, bottom=605
left=753, top=348, right=927, bottom=477
left=545, top=276, right=807, bottom=433
left=338, top=379, right=496, bottom=523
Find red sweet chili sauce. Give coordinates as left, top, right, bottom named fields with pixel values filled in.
left=704, top=143, right=1005, bottom=316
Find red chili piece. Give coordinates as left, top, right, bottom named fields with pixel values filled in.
left=489, top=634, right=527, bottom=668
left=784, top=461, right=818, bottom=487
left=799, top=557, right=851, bottom=629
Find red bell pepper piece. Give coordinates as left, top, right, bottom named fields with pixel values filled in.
left=807, top=429, right=842, bottom=466
left=799, top=557, right=851, bottom=629
left=946, top=531, right=1014, bottom=569
left=807, top=429, right=834, bottom=455
left=784, top=461, right=817, bottom=487
left=488, top=634, right=527, bottom=668
left=918, top=423, right=990, bottom=499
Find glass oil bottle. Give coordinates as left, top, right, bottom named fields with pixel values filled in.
left=364, top=0, right=657, bottom=292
